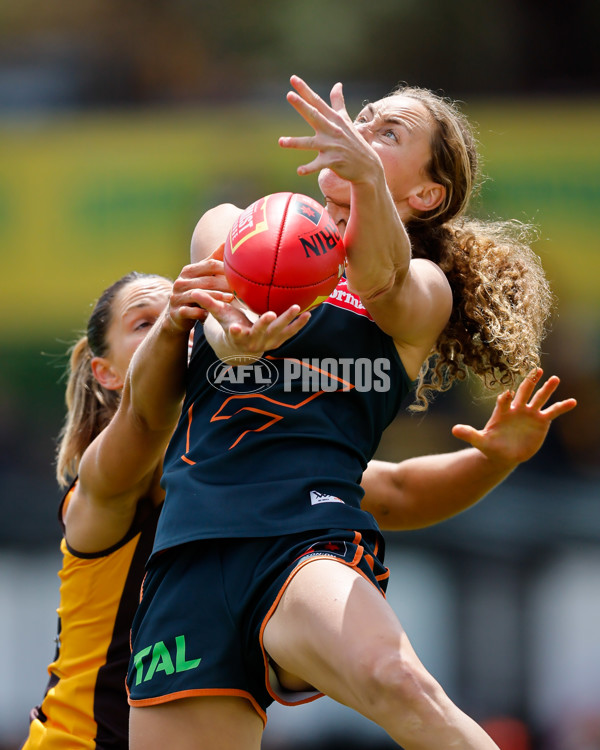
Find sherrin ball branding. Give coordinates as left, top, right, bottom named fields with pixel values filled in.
left=223, top=192, right=346, bottom=315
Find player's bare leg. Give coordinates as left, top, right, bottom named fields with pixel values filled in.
left=263, top=559, right=500, bottom=750
left=129, top=695, right=263, bottom=750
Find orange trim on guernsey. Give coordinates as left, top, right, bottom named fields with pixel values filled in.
left=181, top=404, right=196, bottom=465
left=223, top=407, right=283, bottom=450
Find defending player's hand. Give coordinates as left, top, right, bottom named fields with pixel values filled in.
left=451, top=368, right=577, bottom=467
left=167, top=252, right=233, bottom=332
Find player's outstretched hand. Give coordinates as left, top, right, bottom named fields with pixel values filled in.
left=452, top=369, right=577, bottom=467
left=279, top=75, right=380, bottom=183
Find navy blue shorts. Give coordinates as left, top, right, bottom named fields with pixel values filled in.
left=127, top=528, right=388, bottom=724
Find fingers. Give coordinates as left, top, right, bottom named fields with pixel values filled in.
left=278, top=132, right=326, bottom=175
left=490, top=370, right=576, bottom=426
left=540, top=397, right=578, bottom=420
left=451, top=423, right=480, bottom=446
left=175, top=259, right=231, bottom=295
left=494, top=389, right=514, bottom=414
left=278, top=90, right=333, bottom=174
left=198, top=293, right=311, bottom=356
left=187, top=289, right=232, bottom=318
left=284, top=92, right=320, bottom=131
left=181, top=258, right=225, bottom=277
left=282, top=76, right=371, bottom=183
left=283, top=75, right=348, bottom=142
left=171, top=291, right=230, bottom=328
left=231, top=310, right=279, bottom=339
left=527, top=375, right=560, bottom=411
left=295, top=154, right=328, bottom=177
left=203, top=290, right=234, bottom=303
left=511, top=367, right=542, bottom=408
left=277, top=310, right=311, bottom=339
left=278, top=134, right=317, bottom=151
left=289, top=75, right=330, bottom=115
left=209, top=243, right=225, bottom=261
left=329, top=81, right=346, bottom=114
left=282, top=93, right=340, bottom=168
left=230, top=305, right=310, bottom=349
left=512, top=370, right=575, bottom=416
left=290, top=76, right=348, bottom=121
left=285, top=88, right=333, bottom=135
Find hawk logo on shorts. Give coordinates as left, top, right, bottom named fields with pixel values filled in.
left=310, top=490, right=344, bottom=505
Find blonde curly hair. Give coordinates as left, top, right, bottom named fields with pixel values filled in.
left=389, top=85, right=553, bottom=409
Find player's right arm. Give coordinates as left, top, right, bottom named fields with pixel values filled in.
left=362, top=371, right=577, bottom=530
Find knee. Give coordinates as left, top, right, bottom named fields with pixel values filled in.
left=360, top=651, right=449, bottom=735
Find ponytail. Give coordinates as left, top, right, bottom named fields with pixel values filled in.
left=55, top=336, right=119, bottom=486
left=55, top=271, right=164, bottom=486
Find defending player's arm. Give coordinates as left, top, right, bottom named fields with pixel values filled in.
left=362, top=370, right=577, bottom=530
left=67, top=260, right=230, bottom=551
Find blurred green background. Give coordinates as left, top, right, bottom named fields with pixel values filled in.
left=1, top=1, right=599, bottom=748
left=1, top=101, right=599, bottom=337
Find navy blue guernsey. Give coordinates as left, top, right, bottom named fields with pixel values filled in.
left=153, top=278, right=414, bottom=555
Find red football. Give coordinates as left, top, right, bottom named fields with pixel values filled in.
left=223, top=192, right=346, bottom=315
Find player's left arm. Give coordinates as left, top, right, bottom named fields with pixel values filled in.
left=361, top=370, right=577, bottom=530
left=67, top=258, right=231, bottom=551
